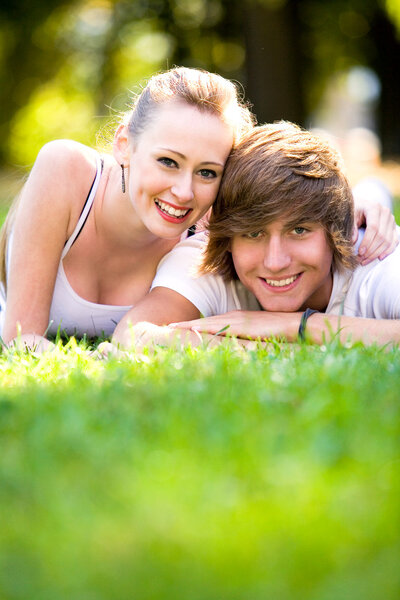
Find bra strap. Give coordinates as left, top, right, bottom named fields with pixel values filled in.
left=61, top=154, right=103, bottom=260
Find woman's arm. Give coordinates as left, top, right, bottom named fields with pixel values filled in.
left=3, top=140, right=96, bottom=347
left=171, top=310, right=400, bottom=348
left=353, top=194, right=397, bottom=264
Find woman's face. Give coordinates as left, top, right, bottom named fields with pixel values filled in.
left=126, top=101, right=233, bottom=239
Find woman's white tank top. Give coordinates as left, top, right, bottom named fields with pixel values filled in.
left=0, top=155, right=132, bottom=339
left=47, top=155, right=132, bottom=337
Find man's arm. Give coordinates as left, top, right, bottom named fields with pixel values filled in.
left=171, top=310, right=400, bottom=347
left=111, top=287, right=201, bottom=349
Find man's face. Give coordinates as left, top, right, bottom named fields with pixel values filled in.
left=231, top=219, right=334, bottom=312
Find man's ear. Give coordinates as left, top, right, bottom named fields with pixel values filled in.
left=113, top=124, right=130, bottom=165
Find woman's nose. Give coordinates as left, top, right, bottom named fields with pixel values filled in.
left=171, top=174, right=194, bottom=203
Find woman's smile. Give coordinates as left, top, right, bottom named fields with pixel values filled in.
left=154, top=198, right=192, bottom=222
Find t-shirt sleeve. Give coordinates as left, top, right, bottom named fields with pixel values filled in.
left=151, top=233, right=231, bottom=317
left=356, top=237, right=400, bottom=319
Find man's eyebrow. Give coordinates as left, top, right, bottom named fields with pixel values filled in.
left=157, top=147, right=225, bottom=167
left=285, top=219, right=319, bottom=229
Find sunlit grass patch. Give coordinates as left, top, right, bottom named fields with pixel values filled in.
left=0, top=340, right=399, bottom=599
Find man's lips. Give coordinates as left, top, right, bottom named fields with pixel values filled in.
left=259, top=273, right=302, bottom=291
left=155, top=198, right=192, bottom=222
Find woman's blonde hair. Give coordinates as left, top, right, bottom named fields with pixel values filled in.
left=0, top=67, right=254, bottom=290
left=202, top=121, right=357, bottom=280
left=126, top=66, right=254, bottom=144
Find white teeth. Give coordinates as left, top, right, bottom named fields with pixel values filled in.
left=265, top=275, right=298, bottom=287
left=155, top=199, right=190, bottom=218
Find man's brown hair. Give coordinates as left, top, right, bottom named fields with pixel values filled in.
left=202, top=121, right=357, bottom=279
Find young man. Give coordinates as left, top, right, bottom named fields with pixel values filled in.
left=109, top=122, right=400, bottom=350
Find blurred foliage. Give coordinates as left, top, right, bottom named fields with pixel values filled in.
left=1, top=0, right=400, bottom=167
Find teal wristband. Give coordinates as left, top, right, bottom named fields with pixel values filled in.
left=298, top=308, right=319, bottom=341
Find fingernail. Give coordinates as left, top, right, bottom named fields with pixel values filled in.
left=358, top=247, right=365, bottom=256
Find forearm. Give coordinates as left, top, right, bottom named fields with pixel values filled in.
left=229, top=312, right=400, bottom=347
left=306, top=313, right=400, bottom=347
left=171, top=310, right=400, bottom=348
left=112, top=287, right=201, bottom=349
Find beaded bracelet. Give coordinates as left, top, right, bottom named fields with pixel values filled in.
left=298, top=308, right=319, bottom=341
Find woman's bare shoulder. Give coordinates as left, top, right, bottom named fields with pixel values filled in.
left=26, top=140, right=104, bottom=211
left=35, top=140, right=98, bottom=181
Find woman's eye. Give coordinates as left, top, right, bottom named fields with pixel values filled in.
left=198, top=168, right=217, bottom=179
left=158, top=157, right=178, bottom=168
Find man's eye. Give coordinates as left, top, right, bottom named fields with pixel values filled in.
left=293, top=226, right=307, bottom=235
left=199, top=169, right=217, bottom=179
left=245, top=231, right=263, bottom=239
left=158, top=157, right=178, bottom=168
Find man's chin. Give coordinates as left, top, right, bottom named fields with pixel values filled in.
left=258, top=300, right=303, bottom=313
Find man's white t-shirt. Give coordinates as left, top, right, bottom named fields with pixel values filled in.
left=151, top=231, right=400, bottom=319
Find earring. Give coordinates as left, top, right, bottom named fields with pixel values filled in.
left=121, top=164, right=126, bottom=193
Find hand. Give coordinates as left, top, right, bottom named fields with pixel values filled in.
left=6, top=333, right=55, bottom=354
left=98, top=323, right=174, bottom=358
left=102, top=322, right=202, bottom=356
left=353, top=199, right=398, bottom=265
left=96, top=341, right=131, bottom=359
left=171, top=310, right=302, bottom=342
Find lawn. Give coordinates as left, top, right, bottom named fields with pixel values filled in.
left=0, top=340, right=399, bottom=599
left=0, top=177, right=399, bottom=599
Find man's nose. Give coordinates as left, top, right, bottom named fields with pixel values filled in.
left=263, top=236, right=291, bottom=272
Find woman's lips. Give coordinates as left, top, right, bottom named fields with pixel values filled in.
left=155, top=198, right=192, bottom=223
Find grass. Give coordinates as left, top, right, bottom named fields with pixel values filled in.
left=0, top=339, right=399, bottom=599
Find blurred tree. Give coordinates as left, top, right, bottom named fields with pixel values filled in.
left=0, top=0, right=78, bottom=165
left=1, top=0, right=400, bottom=166
left=242, top=0, right=306, bottom=124
left=370, top=9, right=400, bottom=155
left=237, top=0, right=400, bottom=156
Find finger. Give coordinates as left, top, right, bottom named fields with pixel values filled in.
left=358, top=217, right=391, bottom=260
left=357, top=222, right=379, bottom=257
left=378, top=237, right=399, bottom=261
left=357, top=204, right=395, bottom=256
left=169, top=321, right=194, bottom=329
left=359, top=217, right=397, bottom=263
left=97, top=341, right=119, bottom=358
left=360, top=235, right=393, bottom=264
left=359, top=235, right=387, bottom=264
left=354, top=206, right=370, bottom=229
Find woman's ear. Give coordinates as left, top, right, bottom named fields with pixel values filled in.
left=113, top=124, right=130, bottom=165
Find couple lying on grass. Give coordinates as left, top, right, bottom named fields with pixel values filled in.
left=0, top=67, right=397, bottom=353
left=105, top=121, right=400, bottom=353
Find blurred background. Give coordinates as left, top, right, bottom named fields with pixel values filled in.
left=1, top=0, right=400, bottom=207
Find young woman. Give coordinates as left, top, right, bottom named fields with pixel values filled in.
left=107, top=122, right=400, bottom=351
left=0, top=67, right=254, bottom=349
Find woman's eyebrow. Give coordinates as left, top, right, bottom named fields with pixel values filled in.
left=157, top=147, right=225, bottom=167
left=158, top=147, right=186, bottom=158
